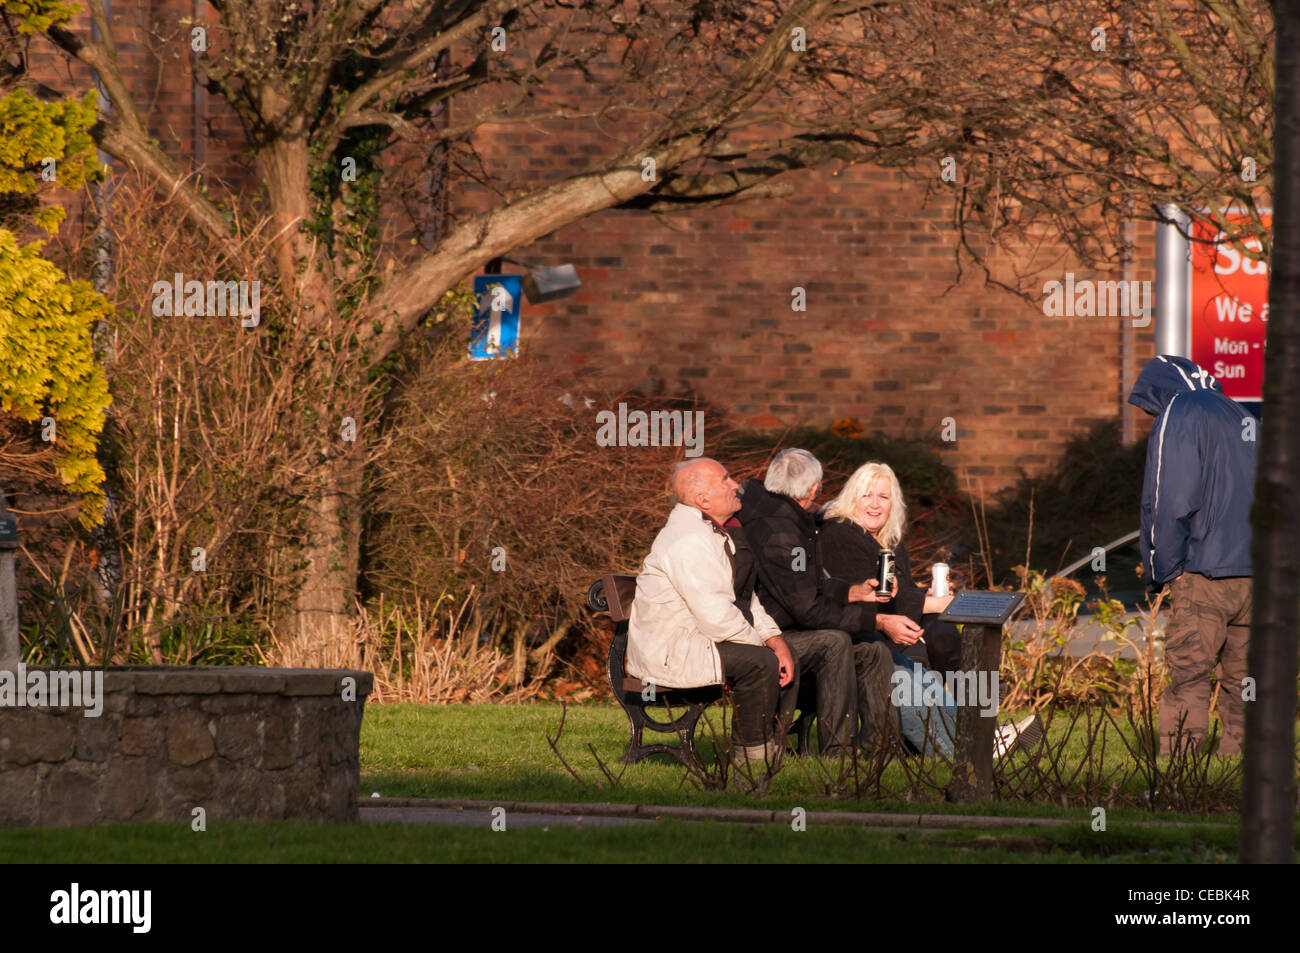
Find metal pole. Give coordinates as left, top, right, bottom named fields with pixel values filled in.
left=1119, top=5, right=1138, bottom=444
left=0, top=492, right=20, bottom=669
left=1154, top=203, right=1192, bottom=358
left=193, top=0, right=207, bottom=172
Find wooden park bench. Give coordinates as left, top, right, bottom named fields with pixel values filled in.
left=586, top=573, right=724, bottom=765
left=586, top=573, right=816, bottom=765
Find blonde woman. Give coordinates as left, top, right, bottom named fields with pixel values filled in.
left=820, top=462, right=1044, bottom=760
left=818, top=462, right=960, bottom=675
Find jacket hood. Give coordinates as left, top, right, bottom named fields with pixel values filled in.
left=1127, top=355, right=1223, bottom=416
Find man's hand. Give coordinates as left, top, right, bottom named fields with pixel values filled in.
left=766, top=634, right=796, bottom=687
left=848, top=575, right=899, bottom=603
left=876, top=613, right=923, bottom=646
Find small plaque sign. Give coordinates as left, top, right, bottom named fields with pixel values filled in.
left=938, top=590, right=1026, bottom=626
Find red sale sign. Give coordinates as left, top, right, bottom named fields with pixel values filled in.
left=1189, top=213, right=1271, bottom=402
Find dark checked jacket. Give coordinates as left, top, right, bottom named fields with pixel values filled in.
left=736, top=480, right=878, bottom=635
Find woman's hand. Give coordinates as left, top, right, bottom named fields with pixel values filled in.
left=923, top=591, right=955, bottom=615
left=876, top=613, right=923, bottom=646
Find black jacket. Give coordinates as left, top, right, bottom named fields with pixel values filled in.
left=735, top=480, right=877, bottom=634
left=818, top=516, right=926, bottom=623
left=722, top=518, right=759, bottom=625
left=1127, top=355, right=1257, bottom=588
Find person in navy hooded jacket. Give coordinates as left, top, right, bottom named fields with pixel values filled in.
left=1127, top=354, right=1257, bottom=756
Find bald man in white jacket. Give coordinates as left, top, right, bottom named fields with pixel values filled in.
left=627, top=458, right=797, bottom=765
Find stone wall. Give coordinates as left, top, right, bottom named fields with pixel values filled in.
left=0, top=667, right=372, bottom=828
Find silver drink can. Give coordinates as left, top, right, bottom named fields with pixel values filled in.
left=876, top=550, right=895, bottom=597
left=932, top=563, right=950, bottom=598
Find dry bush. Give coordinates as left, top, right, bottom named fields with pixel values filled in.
left=21, top=172, right=386, bottom=664
left=992, top=684, right=1247, bottom=815
left=266, top=594, right=546, bottom=704
left=364, top=341, right=774, bottom=687
left=999, top=567, right=1167, bottom=713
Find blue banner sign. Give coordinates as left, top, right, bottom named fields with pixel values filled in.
left=470, top=274, right=522, bottom=360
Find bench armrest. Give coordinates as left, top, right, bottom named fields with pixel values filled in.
left=601, top=573, right=638, bottom=623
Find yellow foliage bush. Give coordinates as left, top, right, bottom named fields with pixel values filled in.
left=0, top=230, right=112, bottom=525
left=0, top=1, right=112, bottom=527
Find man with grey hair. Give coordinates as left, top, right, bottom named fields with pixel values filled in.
left=627, top=458, right=798, bottom=766
left=737, top=449, right=895, bottom=755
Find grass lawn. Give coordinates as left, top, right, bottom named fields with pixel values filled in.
left=0, top=815, right=1246, bottom=864
left=359, top=700, right=1250, bottom=824
left=1, top=701, right=1291, bottom=863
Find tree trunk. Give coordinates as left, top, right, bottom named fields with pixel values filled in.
left=1241, top=0, right=1300, bottom=865
left=287, top=448, right=364, bottom=666
left=258, top=135, right=364, bottom=665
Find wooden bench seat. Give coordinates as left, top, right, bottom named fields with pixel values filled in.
left=587, top=573, right=723, bottom=765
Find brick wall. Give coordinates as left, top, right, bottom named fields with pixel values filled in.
left=28, top=2, right=1159, bottom=495
left=471, top=148, right=1160, bottom=492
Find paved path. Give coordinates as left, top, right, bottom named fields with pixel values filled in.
left=360, top=806, right=653, bottom=828
left=1008, top=610, right=1167, bottom=659
left=359, top=797, right=1073, bottom=831
left=357, top=797, right=1233, bottom=831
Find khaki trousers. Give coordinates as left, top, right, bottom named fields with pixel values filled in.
left=1159, top=572, right=1252, bottom=756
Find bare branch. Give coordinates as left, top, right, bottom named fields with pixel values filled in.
left=45, top=20, right=239, bottom=258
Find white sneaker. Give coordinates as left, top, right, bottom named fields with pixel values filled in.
left=993, top=715, right=1045, bottom=759
left=1012, top=714, right=1044, bottom=753
left=993, top=723, right=1020, bottom=759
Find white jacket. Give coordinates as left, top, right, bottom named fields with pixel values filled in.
left=626, top=503, right=781, bottom=689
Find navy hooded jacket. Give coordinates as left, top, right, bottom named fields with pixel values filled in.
left=1127, top=355, right=1257, bottom=589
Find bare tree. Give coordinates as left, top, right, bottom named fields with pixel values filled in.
left=872, top=0, right=1275, bottom=286
left=36, top=0, right=985, bottom=656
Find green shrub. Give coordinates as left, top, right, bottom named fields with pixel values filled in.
left=968, top=421, right=1147, bottom=594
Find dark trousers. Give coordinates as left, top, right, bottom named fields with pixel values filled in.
left=784, top=629, right=857, bottom=755
left=715, top=641, right=799, bottom=747
left=853, top=640, right=896, bottom=752
left=1160, top=572, right=1251, bottom=755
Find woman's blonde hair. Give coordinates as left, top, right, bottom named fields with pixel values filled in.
left=822, top=461, right=906, bottom=549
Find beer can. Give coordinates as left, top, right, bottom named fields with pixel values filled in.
left=876, top=550, right=895, bottom=597
left=932, top=562, right=950, bottom=598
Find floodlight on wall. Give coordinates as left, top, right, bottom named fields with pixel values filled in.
left=488, top=256, right=582, bottom=304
